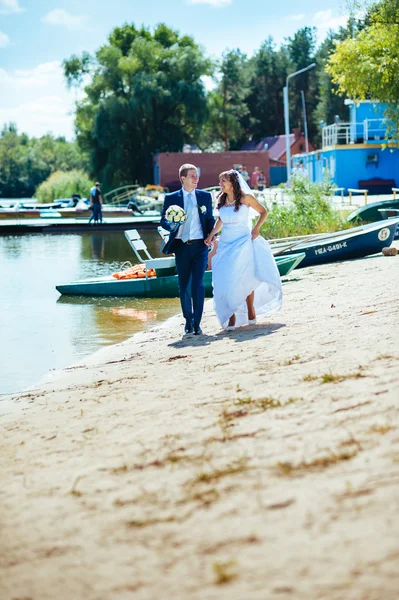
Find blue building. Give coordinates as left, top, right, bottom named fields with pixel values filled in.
left=293, top=101, right=399, bottom=194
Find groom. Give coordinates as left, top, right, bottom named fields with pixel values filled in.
left=161, top=164, right=215, bottom=335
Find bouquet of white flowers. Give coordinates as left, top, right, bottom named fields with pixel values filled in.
left=165, top=205, right=187, bottom=224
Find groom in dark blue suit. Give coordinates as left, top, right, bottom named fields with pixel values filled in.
left=161, top=164, right=215, bottom=335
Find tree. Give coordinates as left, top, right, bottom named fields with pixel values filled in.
left=200, top=50, right=249, bottom=151
left=0, top=124, right=88, bottom=198
left=35, top=170, right=92, bottom=203
left=327, top=0, right=399, bottom=137
left=63, top=23, right=212, bottom=187
left=244, top=38, right=292, bottom=139
left=313, top=26, right=353, bottom=142
left=286, top=27, right=319, bottom=141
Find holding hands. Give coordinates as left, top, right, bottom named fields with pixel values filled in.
left=204, top=234, right=214, bottom=247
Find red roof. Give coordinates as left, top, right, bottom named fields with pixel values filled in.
left=241, top=134, right=296, bottom=161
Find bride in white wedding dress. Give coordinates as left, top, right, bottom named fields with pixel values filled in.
left=204, top=169, right=282, bottom=331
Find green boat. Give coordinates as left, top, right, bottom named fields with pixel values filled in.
left=56, top=252, right=305, bottom=298
left=346, top=199, right=399, bottom=224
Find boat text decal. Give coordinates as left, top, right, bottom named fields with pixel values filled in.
left=314, top=241, right=348, bottom=255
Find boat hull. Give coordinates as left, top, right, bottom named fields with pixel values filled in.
left=276, top=219, right=399, bottom=268
left=57, top=208, right=134, bottom=218
left=347, top=199, right=399, bottom=224
left=0, top=210, right=42, bottom=219
left=56, top=253, right=305, bottom=297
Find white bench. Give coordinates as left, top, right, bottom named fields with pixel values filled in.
left=348, top=188, right=369, bottom=205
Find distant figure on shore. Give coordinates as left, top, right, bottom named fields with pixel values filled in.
left=89, top=182, right=103, bottom=224
left=205, top=169, right=282, bottom=331
left=292, top=160, right=308, bottom=180
left=251, top=167, right=260, bottom=189
left=257, top=170, right=266, bottom=191
left=241, top=166, right=250, bottom=185
left=161, top=164, right=215, bottom=336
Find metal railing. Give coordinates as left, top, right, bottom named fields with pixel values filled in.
left=103, top=184, right=140, bottom=206
left=322, top=118, right=387, bottom=148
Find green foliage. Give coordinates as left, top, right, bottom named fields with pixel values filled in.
left=200, top=50, right=250, bottom=151
left=0, top=123, right=89, bottom=198
left=64, top=21, right=356, bottom=185
left=35, top=170, right=92, bottom=203
left=64, top=23, right=212, bottom=187
left=261, top=176, right=349, bottom=239
left=313, top=28, right=353, bottom=144
left=327, top=0, right=399, bottom=137
left=244, top=38, right=292, bottom=140
left=286, top=27, right=319, bottom=141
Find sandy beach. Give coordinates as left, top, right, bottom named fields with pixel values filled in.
left=1, top=244, right=398, bottom=600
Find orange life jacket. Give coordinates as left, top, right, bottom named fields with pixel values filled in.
left=112, top=263, right=156, bottom=280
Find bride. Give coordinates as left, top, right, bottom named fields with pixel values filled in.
left=204, top=169, right=282, bottom=331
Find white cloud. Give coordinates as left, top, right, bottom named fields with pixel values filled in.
left=0, top=31, right=10, bottom=48
left=289, top=14, right=305, bottom=22
left=187, top=0, right=231, bottom=7
left=0, top=0, right=23, bottom=14
left=0, top=61, right=65, bottom=87
left=0, top=96, right=75, bottom=137
left=313, top=9, right=347, bottom=34
left=42, top=9, right=88, bottom=31
left=0, top=61, right=81, bottom=139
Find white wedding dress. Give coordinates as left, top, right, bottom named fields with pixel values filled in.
left=212, top=204, right=283, bottom=329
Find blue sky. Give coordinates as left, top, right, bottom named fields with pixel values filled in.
left=0, top=0, right=348, bottom=139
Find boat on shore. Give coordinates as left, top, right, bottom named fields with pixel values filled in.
left=56, top=252, right=305, bottom=297
left=346, top=199, right=399, bottom=225
left=57, top=206, right=135, bottom=218
left=0, top=196, right=80, bottom=219
left=346, top=199, right=399, bottom=240
left=267, top=219, right=399, bottom=268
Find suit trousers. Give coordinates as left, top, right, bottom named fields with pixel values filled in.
left=174, top=240, right=208, bottom=327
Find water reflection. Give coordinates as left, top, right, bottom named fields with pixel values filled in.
left=90, top=234, right=105, bottom=260
left=0, top=230, right=179, bottom=396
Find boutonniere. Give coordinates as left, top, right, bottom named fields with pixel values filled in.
left=199, top=205, right=207, bottom=214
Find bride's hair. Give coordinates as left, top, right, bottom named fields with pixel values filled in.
left=217, top=170, right=243, bottom=212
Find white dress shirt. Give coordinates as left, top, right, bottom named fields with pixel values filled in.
left=175, top=188, right=204, bottom=241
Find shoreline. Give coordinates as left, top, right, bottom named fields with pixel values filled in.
left=1, top=247, right=398, bottom=599
left=0, top=308, right=185, bottom=418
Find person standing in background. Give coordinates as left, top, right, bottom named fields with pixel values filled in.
left=251, top=167, right=260, bottom=189
left=292, top=160, right=308, bottom=180
left=89, top=182, right=103, bottom=224
left=257, top=170, right=266, bottom=191
left=241, top=166, right=250, bottom=186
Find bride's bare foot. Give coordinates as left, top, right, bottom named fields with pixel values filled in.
left=247, top=309, right=256, bottom=321
left=228, top=314, right=236, bottom=327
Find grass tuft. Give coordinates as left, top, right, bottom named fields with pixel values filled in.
left=321, top=371, right=365, bottom=384
left=303, top=374, right=318, bottom=382
left=190, top=458, right=249, bottom=487
left=368, top=424, right=393, bottom=435
left=126, top=516, right=176, bottom=528
left=213, top=559, right=237, bottom=585
left=276, top=450, right=358, bottom=476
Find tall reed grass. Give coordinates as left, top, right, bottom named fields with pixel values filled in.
left=261, top=176, right=350, bottom=239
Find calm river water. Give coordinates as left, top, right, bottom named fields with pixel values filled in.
left=0, top=230, right=180, bottom=396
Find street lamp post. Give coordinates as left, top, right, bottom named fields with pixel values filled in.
left=301, top=90, right=309, bottom=154
left=283, top=63, right=316, bottom=181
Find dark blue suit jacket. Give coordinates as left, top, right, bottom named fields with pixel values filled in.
left=160, top=189, right=215, bottom=255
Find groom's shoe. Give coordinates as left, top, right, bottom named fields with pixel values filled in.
left=184, top=320, right=194, bottom=334
left=194, top=325, right=202, bottom=336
